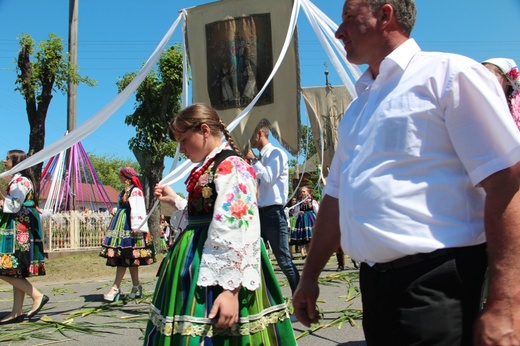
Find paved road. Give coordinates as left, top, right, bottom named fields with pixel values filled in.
left=0, top=257, right=366, bottom=345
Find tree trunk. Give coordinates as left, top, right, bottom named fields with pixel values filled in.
left=145, top=160, right=165, bottom=252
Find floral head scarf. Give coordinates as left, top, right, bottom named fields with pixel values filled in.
left=119, top=167, right=143, bottom=191
left=482, top=58, right=520, bottom=130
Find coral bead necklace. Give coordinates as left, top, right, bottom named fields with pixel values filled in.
left=185, top=157, right=216, bottom=193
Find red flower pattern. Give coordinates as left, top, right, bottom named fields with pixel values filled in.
left=218, top=160, right=234, bottom=175
left=230, top=199, right=249, bottom=219
left=508, top=67, right=520, bottom=81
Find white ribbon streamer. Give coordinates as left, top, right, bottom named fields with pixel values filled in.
left=0, top=12, right=186, bottom=179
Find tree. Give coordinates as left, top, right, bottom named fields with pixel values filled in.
left=0, top=162, right=6, bottom=193
left=15, top=33, right=95, bottom=195
left=299, top=125, right=317, bottom=160
left=289, top=124, right=321, bottom=198
left=88, top=153, right=139, bottom=191
left=116, top=44, right=184, bottom=248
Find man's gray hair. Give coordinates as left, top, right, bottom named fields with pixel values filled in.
left=366, top=0, right=416, bottom=35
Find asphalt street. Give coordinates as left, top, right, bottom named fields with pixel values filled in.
left=0, top=256, right=366, bottom=346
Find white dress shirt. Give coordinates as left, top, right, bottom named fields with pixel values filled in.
left=324, top=39, right=520, bottom=263
left=253, top=142, right=289, bottom=207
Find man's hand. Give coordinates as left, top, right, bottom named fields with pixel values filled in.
left=292, top=279, right=321, bottom=327
left=476, top=163, right=520, bottom=344
left=474, top=298, right=520, bottom=345
left=245, top=149, right=256, bottom=160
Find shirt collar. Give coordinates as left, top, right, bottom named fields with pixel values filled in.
left=355, top=38, right=421, bottom=94
left=260, top=142, right=273, bottom=157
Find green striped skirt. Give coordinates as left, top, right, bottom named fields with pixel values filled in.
left=143, top=216, right=297, bottom=345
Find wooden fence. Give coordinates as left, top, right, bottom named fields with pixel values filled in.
left=42, top=211, right=112, bottom=252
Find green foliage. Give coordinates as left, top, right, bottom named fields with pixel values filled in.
left=117, top=44, right=185, bottom=249
left=117, top=44, right=184, bottom=165
left=299, top=125, right=317, bottom=160
left=15, top=33, right=95, bottom=98
left=0, top=161, right=6, bottom=192
left=289, top=125, right=321, bottom=198
left=14, top=33, right=96, bottom=196
left=88, top=153, right=138, bottom=191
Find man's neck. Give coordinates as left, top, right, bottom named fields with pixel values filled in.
left=257, top=140, right=270, bottom=151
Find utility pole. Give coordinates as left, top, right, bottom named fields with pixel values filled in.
left=67, top=0, right=78, bottom=212
left=67, top=0, right=78, bottom=131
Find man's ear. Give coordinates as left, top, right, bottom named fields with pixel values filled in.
left=378, top=4, right=393, bottom=25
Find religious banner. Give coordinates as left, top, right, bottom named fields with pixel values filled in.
left=186, top=0, right=301, bottom=154
left=302, top=85, right=353, bottom=175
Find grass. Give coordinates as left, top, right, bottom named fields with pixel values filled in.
left=0, top=251, right=362, bottom=344
left=0, top=251, right=166, bottom=288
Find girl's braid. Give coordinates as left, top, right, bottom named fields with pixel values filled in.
left=220, top=119, right=243, bottom=158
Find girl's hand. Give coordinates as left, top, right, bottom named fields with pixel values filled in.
left=208, top=288, right=240, bottom=329
left=154, top=184, right=177, bottom=205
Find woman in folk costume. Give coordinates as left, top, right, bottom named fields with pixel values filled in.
left=144, top=103, right=296, bottom=345
left=100, top=167, right=156, bottom=302
left=482, top=58, right=520, bottom=130
left=0, top=150, right=48, bottom=324
left=291, top=186, right=319, bottom=259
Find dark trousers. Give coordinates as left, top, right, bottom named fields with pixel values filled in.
left=360, top=244, right=487, bottom=346
left=259, top=205, right=300, bottom=294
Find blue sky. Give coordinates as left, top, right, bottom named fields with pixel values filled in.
left=1, top=0, right=520, bottom=192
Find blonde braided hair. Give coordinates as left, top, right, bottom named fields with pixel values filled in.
left=220, top=119, right=243, bottom=157
left=169, top=103, right=244, bottom=158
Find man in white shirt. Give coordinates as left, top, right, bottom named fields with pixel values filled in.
left=247, top=124, right=300, bottom=295
left=293, top=0, right=520, bottom=344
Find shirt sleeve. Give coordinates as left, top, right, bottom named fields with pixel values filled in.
left=128, top=187, right=149, bottom=232
left=445, top=62, right=520, bottom=185
left=172, top=194, right=187, bottom=211
left=253, top=148, right=285, bottom=186
left=312, top=199, right=320, bottom=214
left=3, top=176, right=31, bottom=213
left=197, top=156, right=262, bottom=291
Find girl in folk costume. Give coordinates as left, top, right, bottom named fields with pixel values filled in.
left=482, top=58, right=520, bottom=130
left=100, top=167, right=156, bottom=302
left=0, top=150, right=48, bottom=324
left=144, top=103, right=296, bottom=345
left=159, top=215, right=170, bottom=253
left=291, top=186, right=319, bottom=259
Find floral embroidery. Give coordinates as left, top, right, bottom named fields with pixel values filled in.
left=16, top=231, right=29, bottom=244
left=1, top=255, right=13, bottom=269
left=197, top=153, right=261, bottom=291
left=508, top=67, right=520, bottom=84
left=230, top=199, right=249, bottom=219
left=199, top=173, right=209, bottom=186
left=217, top=160, right=234, bottom=175
left=188, top=160, right=218, bottom=215
left=201, top=186, right=212, bottom=198
left=246, top=166, right=256, bottom=179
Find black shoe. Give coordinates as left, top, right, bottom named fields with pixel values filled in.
left=27, top=295, right=49, bottom=318
left=351, top=260, right=359, bottom=269
left=0, top=315, right=24, bottom=325
left=336, top=265, right=344, bottom=272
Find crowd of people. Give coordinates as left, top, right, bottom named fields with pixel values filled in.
left=1, top=0, right=520, bottom=344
